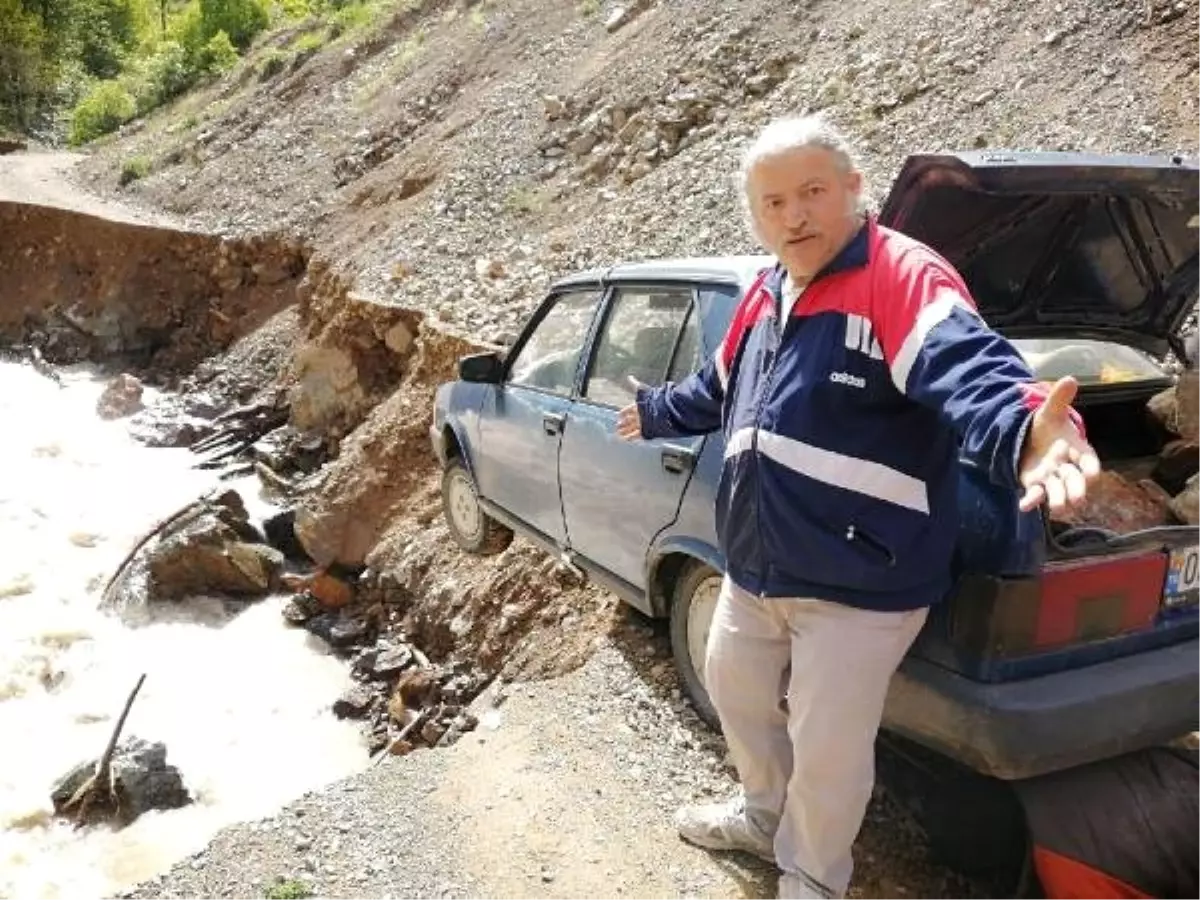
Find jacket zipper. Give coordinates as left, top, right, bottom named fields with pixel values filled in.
left=751, top=288, right=788, bottom=597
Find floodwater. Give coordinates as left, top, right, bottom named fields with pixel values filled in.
left=0, top=361, right=367, bottom=899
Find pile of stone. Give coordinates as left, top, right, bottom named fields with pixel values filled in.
left=1056, top=369, right=1198, bottom=533
left=280, top=572, right=482, bottom=757
left=535, top=37, right=792, bottom=187
left=332, top=73, right=466, bottom=187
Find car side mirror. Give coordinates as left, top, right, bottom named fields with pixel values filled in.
left=459, top=352, right=504, bottom=384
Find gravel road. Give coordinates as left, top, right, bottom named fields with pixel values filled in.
left=123, top=618, right=990, bottom=900
left=0, top=151, right=177, bottom=226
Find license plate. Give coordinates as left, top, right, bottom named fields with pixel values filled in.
left=1163, top=545, right=1200, bottom=608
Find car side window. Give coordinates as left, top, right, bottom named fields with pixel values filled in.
left=583, top=286, right=694, bottom=408
left=667, top=302, right=701, bottom=383
left=507, top=289, right=602, bottom=395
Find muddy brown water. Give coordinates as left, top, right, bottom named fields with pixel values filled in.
left=0, top=361, right=368, bottom=898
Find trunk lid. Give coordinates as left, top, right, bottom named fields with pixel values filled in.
left=878, top=151, right=1199, bottom=358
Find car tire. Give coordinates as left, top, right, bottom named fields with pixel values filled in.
left=875, top=732, right=1031, bottom=887
left=441, top=457, right=513, bottom=556
left=669, top=560, right=723, bottom=730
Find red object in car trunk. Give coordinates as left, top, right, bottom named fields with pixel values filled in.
left=947, top=550, right=1172, bottom=660
left=1036, top=552, right=1168, bottom=649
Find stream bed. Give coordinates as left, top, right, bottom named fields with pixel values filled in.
left=0, top=361, right=367, bottom=899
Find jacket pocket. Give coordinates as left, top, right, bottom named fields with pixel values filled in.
left=844, top=522, right=897, bottom=568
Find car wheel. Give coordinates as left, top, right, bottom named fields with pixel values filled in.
left=669, top=560, right=722, bottom=730
left=441, top=458, right=513, bottom=556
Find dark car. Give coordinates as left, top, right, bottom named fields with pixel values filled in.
left=430, top=151, right=1199, bottom=780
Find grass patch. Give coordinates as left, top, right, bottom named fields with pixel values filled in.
left=263, top=879, right=313, bottom=900
left=292, top=30, right=329, bottom=54
left=118, top=155, right=151, bottom=186
left=504, top=184, right=547, bottom=216
left=257, top=47, right=293, bottom=80
left=578, top=0, right=600, bottom=16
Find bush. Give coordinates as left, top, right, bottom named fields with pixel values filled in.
left=125, top=40, right=192, bottom=114
left=198, top=30, right=240, bottom=75
left=69, top=79, right=135, bottom=145
left=256, top=47, right=291, bottom=80
left=118, top=155, right=150, bottom=185
left=277, top=0, right=316, bottom=19
left=199, top=0, right=270, bottom=50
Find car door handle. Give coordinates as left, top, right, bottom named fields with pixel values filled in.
left=661, top=445, right=696, bottom=474
left=543, top=412, right=565, bottom=436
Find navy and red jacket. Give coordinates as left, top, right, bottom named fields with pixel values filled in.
left=636, top=218, right=1082, bottom=611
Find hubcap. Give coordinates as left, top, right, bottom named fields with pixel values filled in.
left=446, top=469, right=482, bottom=540
left=686, top=575, right=721, bottom=688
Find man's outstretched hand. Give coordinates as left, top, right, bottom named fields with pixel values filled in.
left=616, top=376, right=647, bottom=441
left=1018, top=376, right=1101, bottom=513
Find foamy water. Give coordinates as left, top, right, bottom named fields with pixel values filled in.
left=0, top=362, right=367, bottom=899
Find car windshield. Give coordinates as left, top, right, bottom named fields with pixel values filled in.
left=1011, top=338, right=1166, bottom=386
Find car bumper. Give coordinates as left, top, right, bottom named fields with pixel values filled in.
left=883, top=638, right=1199, bottom=780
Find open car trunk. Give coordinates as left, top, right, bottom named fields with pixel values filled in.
left=881, top=151, right=1200, bottom=683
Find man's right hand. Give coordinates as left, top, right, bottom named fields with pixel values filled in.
left=617, top=376, right=646, bottom=441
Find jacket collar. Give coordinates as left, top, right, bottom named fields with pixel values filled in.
left=764, top=217, right=873, bottom=299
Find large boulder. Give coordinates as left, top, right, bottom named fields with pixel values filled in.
left=145, top=490, right=284, bottom=600
left=51, top=737, right=191, bottom=826
left=96, top=373, right=145, bottom=420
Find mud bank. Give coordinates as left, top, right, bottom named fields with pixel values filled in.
left=0, top=201, right=309, bottom=373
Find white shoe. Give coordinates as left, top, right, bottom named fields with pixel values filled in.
left=675, top=796, right=775, bottom=862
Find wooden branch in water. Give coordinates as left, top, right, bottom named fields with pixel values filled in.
left=100, top=500, right=206, bottom=608
left=61, top=673, right=147, bottom=827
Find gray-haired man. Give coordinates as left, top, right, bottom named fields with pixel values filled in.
left=618, top=116, right=1098, bottom=898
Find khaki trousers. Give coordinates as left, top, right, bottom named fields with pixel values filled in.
left=705, top=575, right=928, bottom=898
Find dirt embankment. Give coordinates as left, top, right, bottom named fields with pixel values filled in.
left=0, top=201, right=309, bottom=374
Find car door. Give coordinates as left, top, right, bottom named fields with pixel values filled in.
left=559, top=283, right=704, bottom=589
left=474, top=286, right=605, bottom=548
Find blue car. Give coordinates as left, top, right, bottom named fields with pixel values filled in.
left=430, top=151, right=1199, bottom=780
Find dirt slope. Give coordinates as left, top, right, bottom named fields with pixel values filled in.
left=76, top=0, right=1197, bottom=342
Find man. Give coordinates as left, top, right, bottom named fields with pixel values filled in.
left=616, top=116, right=1100, bottom=899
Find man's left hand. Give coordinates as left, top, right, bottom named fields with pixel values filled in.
left=1018, top=376, right=1101, bottom=513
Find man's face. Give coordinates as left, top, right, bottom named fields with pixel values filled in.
left=747, top=146, right=863, bottom=280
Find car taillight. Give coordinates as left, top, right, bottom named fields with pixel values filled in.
left=1035, top=552, right=1166, bottom=648
left=948, top=550, right=1168, bottom=658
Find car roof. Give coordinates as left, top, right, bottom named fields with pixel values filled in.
left=551, top=254, right=775, bottom=292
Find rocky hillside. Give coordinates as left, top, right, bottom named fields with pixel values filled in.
left=78, top=0, right=1198, bottom=343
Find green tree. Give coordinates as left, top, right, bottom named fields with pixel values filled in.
left=73, top=0, right=145, bottom=78
left=0, top=0, right=52, bottom=132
